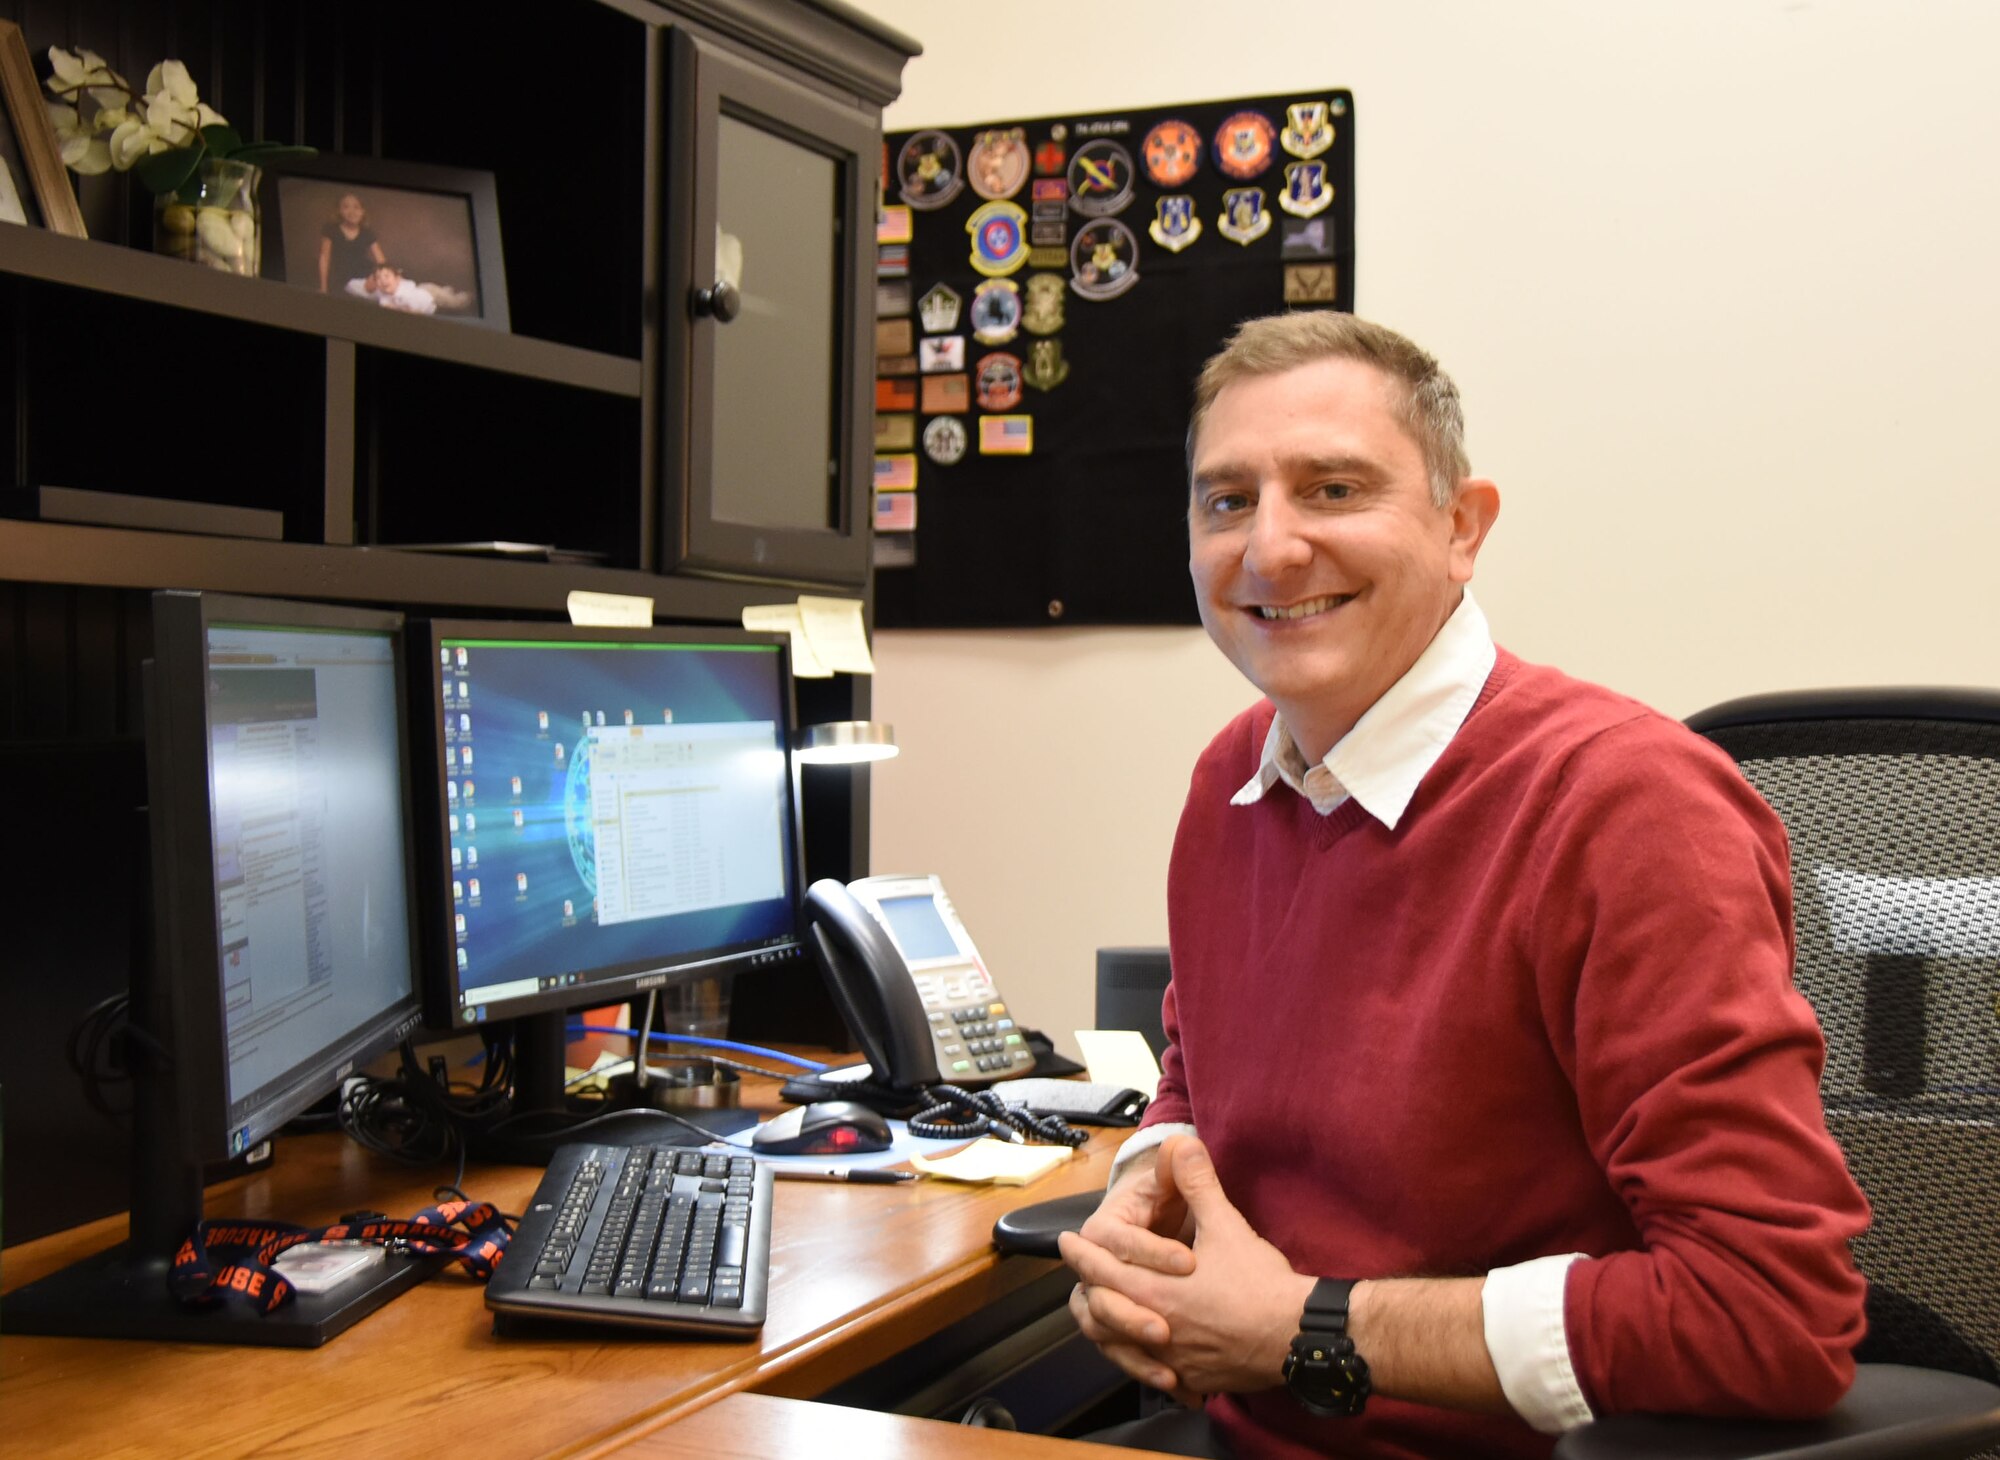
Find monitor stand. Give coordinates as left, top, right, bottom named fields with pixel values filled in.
left=2, top=881, right=441, bottom=1346
left=457, top=1011, right=757, bottom=1167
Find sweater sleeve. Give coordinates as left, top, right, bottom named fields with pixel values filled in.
left=1528, top=718, right=1869, bottom=1418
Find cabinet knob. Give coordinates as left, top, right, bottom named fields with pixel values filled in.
left=694, top=279, right=741, bottom=322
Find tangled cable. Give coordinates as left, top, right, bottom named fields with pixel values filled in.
left=905, top=1084, right=1088, bottom=1147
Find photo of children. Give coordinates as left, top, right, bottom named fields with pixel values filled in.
left=274, top=173, right=485, bottom=319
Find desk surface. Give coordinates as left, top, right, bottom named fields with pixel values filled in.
left=627, top=1392, right=1138, bottom=1458
left=0, top=1082, right=1125, bottom=1460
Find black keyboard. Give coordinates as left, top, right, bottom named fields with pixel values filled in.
left=487, top=1142, right=772, bottom=1336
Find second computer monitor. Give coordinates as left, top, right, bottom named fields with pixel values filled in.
left=412, top=622, right=804, bottom=1028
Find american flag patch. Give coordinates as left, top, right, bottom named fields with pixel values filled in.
left=875, top=490, right=917, bottom=532
left=978, top=415, right=1033, bottom=455
left=874, top=454, right=917, bottom=491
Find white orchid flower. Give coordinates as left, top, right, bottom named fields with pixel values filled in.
left=47, top=101, right=113, bottom=173
left=107, top=116, right=167, bottom=171
left=143, top=60, right=198, bottom=108
left=47, top=46, right=115, bottom=93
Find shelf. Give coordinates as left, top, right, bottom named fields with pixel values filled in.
left=0, top=520, right=784, bottom=622
left=0, top=227, right=641, bottom=399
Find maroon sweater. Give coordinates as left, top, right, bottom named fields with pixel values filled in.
left=1150, top=650, right=1868, bottom=1460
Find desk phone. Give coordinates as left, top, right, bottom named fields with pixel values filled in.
left=803, top=874, right=1035, bottom=1093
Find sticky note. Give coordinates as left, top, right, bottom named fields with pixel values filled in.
left=911, top=1137, right=1075, bottom=1186
left=566, top=590, right=652, bottom=627
left=797, top=595, right=874, bottom=675
left=742, top=604, right=831, bottom=678
left=1074, top=1030, right=1162, bottom=1099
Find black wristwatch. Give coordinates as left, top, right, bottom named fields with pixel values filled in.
left=1281, top=1277, right=1372, bottom=1417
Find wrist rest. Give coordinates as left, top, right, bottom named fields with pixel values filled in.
left=991, top=1189, right=1104, bottom=1258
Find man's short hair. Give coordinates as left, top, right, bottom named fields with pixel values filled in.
left=1187, top=312, right=1471, bottom=508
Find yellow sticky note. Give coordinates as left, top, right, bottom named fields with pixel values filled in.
left=1074, top=1030, right=1162, bottom=1099
left=911, top=1137, right=1074, bottom=1186
left=797, top=595, right=875, bottom=675
left=742, top=604, right=832, bottom=677
left=566, top=589, right=653, bottom=627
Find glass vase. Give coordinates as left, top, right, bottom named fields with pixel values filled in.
left=153, top=158, right=262, bottom=277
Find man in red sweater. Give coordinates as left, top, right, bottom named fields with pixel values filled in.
left=1059, top=313, right=1868, bottom=1458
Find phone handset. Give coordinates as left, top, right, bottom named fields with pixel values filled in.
left=800, top=873, right=1035, bottom=1097
left=802, top=878, right=941, bottom=1092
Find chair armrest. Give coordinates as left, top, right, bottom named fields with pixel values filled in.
left=1553, top=1364, right=2000, bottom=1460
left=991, top=1189, right=1105, bottom=1259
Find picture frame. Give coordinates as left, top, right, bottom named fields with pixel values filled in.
left=0, top=21, right=87, bottom=237
left=262, top=153, right=508, bottom=330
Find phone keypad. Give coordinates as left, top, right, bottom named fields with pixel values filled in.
left=929, top=1000, right=1033, bottom=1078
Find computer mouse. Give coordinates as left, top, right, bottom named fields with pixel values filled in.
left=751, top=1100, right=893, bottom=1156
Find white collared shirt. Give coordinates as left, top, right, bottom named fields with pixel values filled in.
left=1116, top=589, right=1592, bottom=1433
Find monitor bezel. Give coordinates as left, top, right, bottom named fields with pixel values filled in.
left=149, top=591, right=428, bottom=1163
left=408, top=619, right=806, bottom=1031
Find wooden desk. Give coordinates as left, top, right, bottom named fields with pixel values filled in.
left=624, top=1392, right=1138, bottom=1459
left=1, top=1112, right=1125, bottom=1458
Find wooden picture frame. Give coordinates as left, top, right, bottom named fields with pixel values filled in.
left=262, top=153, right=509, bottom=330
left=0, top=21, right=87, bottom=237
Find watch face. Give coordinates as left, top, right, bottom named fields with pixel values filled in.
left=1284, top=1336, right=1371, bottom=1417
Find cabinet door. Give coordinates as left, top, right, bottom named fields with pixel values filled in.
left=663, top=31, right=878, bottom=587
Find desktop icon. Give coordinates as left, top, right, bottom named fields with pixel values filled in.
left=455, top=914, right=466, bottom=938
left=467, top=846, right=479, bottom=866
left=462, top=747, right=473, bottom=767
left=516, top=873, right=528, bottom=894
left=623, top=709, right=634, bottom=726
left=453, top=880, right=464, bottom=901
left=512, top=809, right=524, bottom=829
left=451, top=846, right=463, bottom=868
left=456, top=648, right=468, bottom=669
left=466, top=814, right=477, bottom=832
left=458, top=682, right=469, bottom=700
left=441, top=647, right=451, bottom=667
left=563, top=899, right=575, bottom=918
left=459, top=713, right=471, bottom=732
left=446, top=747, right=457, bottom=768
left=447, top=781, right=458, bottom=802
left=450, top=814, right=460, bottom=833
left=537, top=711, right=549, bottom=731
left=469, top=878, right=481, bottom=899
left=511, top=776, right=522, bottom=796
left=456, top=948, right=469, bottom=970
left=595, top=711, right=605, bottom=726
left=554, top=744, right=566, bottom=764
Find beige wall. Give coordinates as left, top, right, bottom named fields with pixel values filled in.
left=854, top=0, right=2000, bottom=1058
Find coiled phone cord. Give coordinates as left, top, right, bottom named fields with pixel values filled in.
left=905, top=1084, right=1088, bottom=1147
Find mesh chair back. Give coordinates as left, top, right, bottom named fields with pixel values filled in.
left=1689, top=690, right=2000, bottom=1396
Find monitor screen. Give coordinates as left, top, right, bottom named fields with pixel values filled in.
left=150, top=593, right=425, bottom=1160
left=412, top=624, right=803, bottom=1027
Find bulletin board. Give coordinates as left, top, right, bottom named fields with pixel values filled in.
left=871, top=88, right=1355, bottom=629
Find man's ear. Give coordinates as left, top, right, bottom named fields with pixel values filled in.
left=1447, top=478, right=1501, bottom=584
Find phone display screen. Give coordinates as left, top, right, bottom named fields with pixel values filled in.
left=877, top=894, right=961, bottom=963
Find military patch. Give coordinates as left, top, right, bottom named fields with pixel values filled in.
left=875, top=412, right=916, bottom=451
left=1034, top=137, right=1067, bottom=175
left=875, top=490, right=917, bottom=532
left=918, top=283, right=962, bottom=334
left=1142, top=119, right=1202, bottom=187
left=1284, top=263, right=1337, bottom=305
left=877, top=244, right=909, bottom=277
left=1032, top=198, right=1068, bottom=224
left=974, top=351, right=1025, bottom=410
left=877, top=377, right=918, bottom=411
left=966, top=200, right=1030, bottom=277
left=1068, top=139, right=1136, bottom=217
left=874, top=454, right=917, bottom=491
left=1218, top=188, right=1271, bottom=246
left=877, top=278, right=912, bottom=316
left=1149, top=195, right=1202, bottom=253
left=1279, top=160, right=1333, bottom=219
left=921, top=372, right=970, bottom=414
left=1027, top=245, right=1069, bottom=270
left=1212, top=111, right=1276, bottom=180
left=970, top=278, right=1024, bottom=345
left=1030, top=221, right=1068, bottom=247
left=1280, top=215, right=1335, bottom=259
left=968, top=126, right=1030, bottom=200
left=978, top=415, right=1033, bottom=455
left=1281, top=101, right=1334, bottom=160
left=1069, top=217, right=1141, bottom=300
left=923, top=414, right=968, bottom=466
left=897, top=130, right=964, bottom=210
left=1022, top=338, right=1070, bottom=392
left=877, top=354, right=917, bottom=377
left=876, top=317, right=913, bottom=358
left=1032, top=178, right=1068, bottom=202
left=876, top=203, right=914, bottom=244
left=919, top=335, right=965, bottom=373
left=1023, top=272, right=1066, bottom=335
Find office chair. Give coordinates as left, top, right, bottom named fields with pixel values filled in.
left=998, top=691, right=2000, bottom=1457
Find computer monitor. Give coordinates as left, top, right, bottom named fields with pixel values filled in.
left=407, top=622, right=807, bottom=1134
left=2, top=591, right=432, bottom=1346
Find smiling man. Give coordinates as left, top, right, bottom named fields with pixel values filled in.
left=1060, top=313, right=1869, bottom=1459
